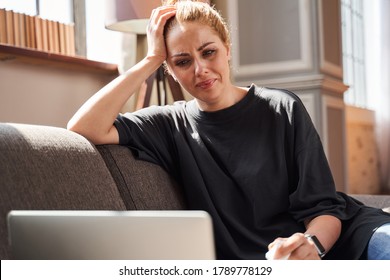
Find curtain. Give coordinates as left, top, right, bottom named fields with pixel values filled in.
left=375, top=0, right=390, bottom=193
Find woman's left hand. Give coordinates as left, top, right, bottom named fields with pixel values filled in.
left=146, top=6, right=176, bottom=63
left=267, top=233, right=321, bottom=260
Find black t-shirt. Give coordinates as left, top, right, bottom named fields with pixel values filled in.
left=114, top=84, right=390, bottom=259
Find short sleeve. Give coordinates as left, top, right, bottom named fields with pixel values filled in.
left=286, top=97, right=360, bottom=222
left=113, top=106, right=178, bottom=174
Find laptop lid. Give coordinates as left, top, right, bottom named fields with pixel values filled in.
left=7, top=210, right=215, bottom=260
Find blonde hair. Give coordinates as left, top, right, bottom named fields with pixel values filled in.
left=162, top=0, right=211, bottom=6
left=163, top=0, right=231, bottom=49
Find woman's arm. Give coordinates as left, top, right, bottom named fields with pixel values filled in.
left=268, top=215, right=341, bottom=260
left=67, top=57, right=162, bottom=144
left=304, top=215, right=341, bottom=255
left=67, top=6, right=176, bottom=145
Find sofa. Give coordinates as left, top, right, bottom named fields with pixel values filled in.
left=1, top=122, right=390, bottom=260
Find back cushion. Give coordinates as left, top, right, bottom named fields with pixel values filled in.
left=97, top=145, right=187, bottom=210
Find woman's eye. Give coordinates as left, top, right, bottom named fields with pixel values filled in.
left=203, top=49, right=216, bottom=57
left=175, top=60, right=190, bottom=67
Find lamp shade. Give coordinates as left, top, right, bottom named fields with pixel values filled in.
left=105, top=0, right=162, bottom=34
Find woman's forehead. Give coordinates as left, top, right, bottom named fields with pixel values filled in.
left=166, top=22, right=221, bottom=48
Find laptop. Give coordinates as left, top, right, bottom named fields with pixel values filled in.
left=7, top=210, right=215, bottom=260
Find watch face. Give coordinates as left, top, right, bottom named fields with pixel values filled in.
left=305, top=234, right=326, bottom=257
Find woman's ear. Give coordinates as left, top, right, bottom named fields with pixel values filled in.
left=164, top=63, right=178, bottom=81
left=226, top=45, right=231, bottom=60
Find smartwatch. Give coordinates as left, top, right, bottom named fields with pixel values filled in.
left=305, top=234, right=326, bottom=258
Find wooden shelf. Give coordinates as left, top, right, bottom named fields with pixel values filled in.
left=0, top=44, right=119, bottom=75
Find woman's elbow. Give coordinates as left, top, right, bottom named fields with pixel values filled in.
left=67, top=122, right=119, bottom=145
left=66, top=119, right=88, bottom=138
left=66, top=120, right=96, bottom=143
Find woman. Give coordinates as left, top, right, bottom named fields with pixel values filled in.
left=68, top=0, right=390, bottom=259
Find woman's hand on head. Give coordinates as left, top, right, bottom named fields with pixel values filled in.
left=267, top=233, right=321, bottom=260
left=146, top=6, right=176, bottom=63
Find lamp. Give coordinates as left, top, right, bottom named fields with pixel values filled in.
left=104, top=0, right=184, bottom=109
left=105, top=0, right=161, bottom=34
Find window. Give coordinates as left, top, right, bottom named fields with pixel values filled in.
left=39, top=0, right=72, bottom=24
left=0, top=0, right=37, bottom=15
left=341, top=0, right=367, bottom=108
left=1, top=0, right=121, bottom=64
left=0, top=0, right=72, bottom=22
left=85, top=0, right=121, bottom=64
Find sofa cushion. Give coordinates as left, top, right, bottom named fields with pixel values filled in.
left=0, top=123, right=126, bottom=259
left=98, top=145, right=186, bottom=210
left=351, top=194, right=390, bottom=213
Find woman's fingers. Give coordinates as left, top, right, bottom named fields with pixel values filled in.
left=267, top=233, right=321, bottom=260
left=148, top=6, right=176, bottom=31
left=146, top=6, right=176, bottom=60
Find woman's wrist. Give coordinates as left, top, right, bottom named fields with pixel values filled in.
left=304, top=215, right=341, bottom=255
left=144, top=54, right=166, bottom=68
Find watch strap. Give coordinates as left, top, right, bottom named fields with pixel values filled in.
left=305, top=234, right=326, bottom=258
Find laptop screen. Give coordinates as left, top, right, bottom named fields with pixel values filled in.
left=7, top=210, right=215, bottom=260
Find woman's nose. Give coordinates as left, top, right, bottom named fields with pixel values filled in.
left=194, top=59, right=208, bottom=76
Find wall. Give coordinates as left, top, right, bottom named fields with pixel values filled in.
left=214, top=0, right=349, bottom=192
left=0, top=57, right=117, bottom=128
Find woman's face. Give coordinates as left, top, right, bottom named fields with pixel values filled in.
left=165, top=21, right=232, bottom=111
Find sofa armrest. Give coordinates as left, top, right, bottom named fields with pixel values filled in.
left=350, top=194, right=390, bottom=213
left=0, top=123, right=126, bottom=259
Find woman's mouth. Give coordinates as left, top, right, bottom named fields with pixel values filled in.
left=196, top=79, right=216, bottom=90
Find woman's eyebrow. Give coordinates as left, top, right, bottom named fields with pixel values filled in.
left=171, top=52, right=190, bottom=58
left=197, top=42, right=214, bottom=51
left=171, top=42, right=216, bottom=58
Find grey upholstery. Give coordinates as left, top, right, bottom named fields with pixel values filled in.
left=97, top=145, right=186, bottom=210
left=351, top=195, right=390, bottom=212
left=0, top=123, right=127, bottom=259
